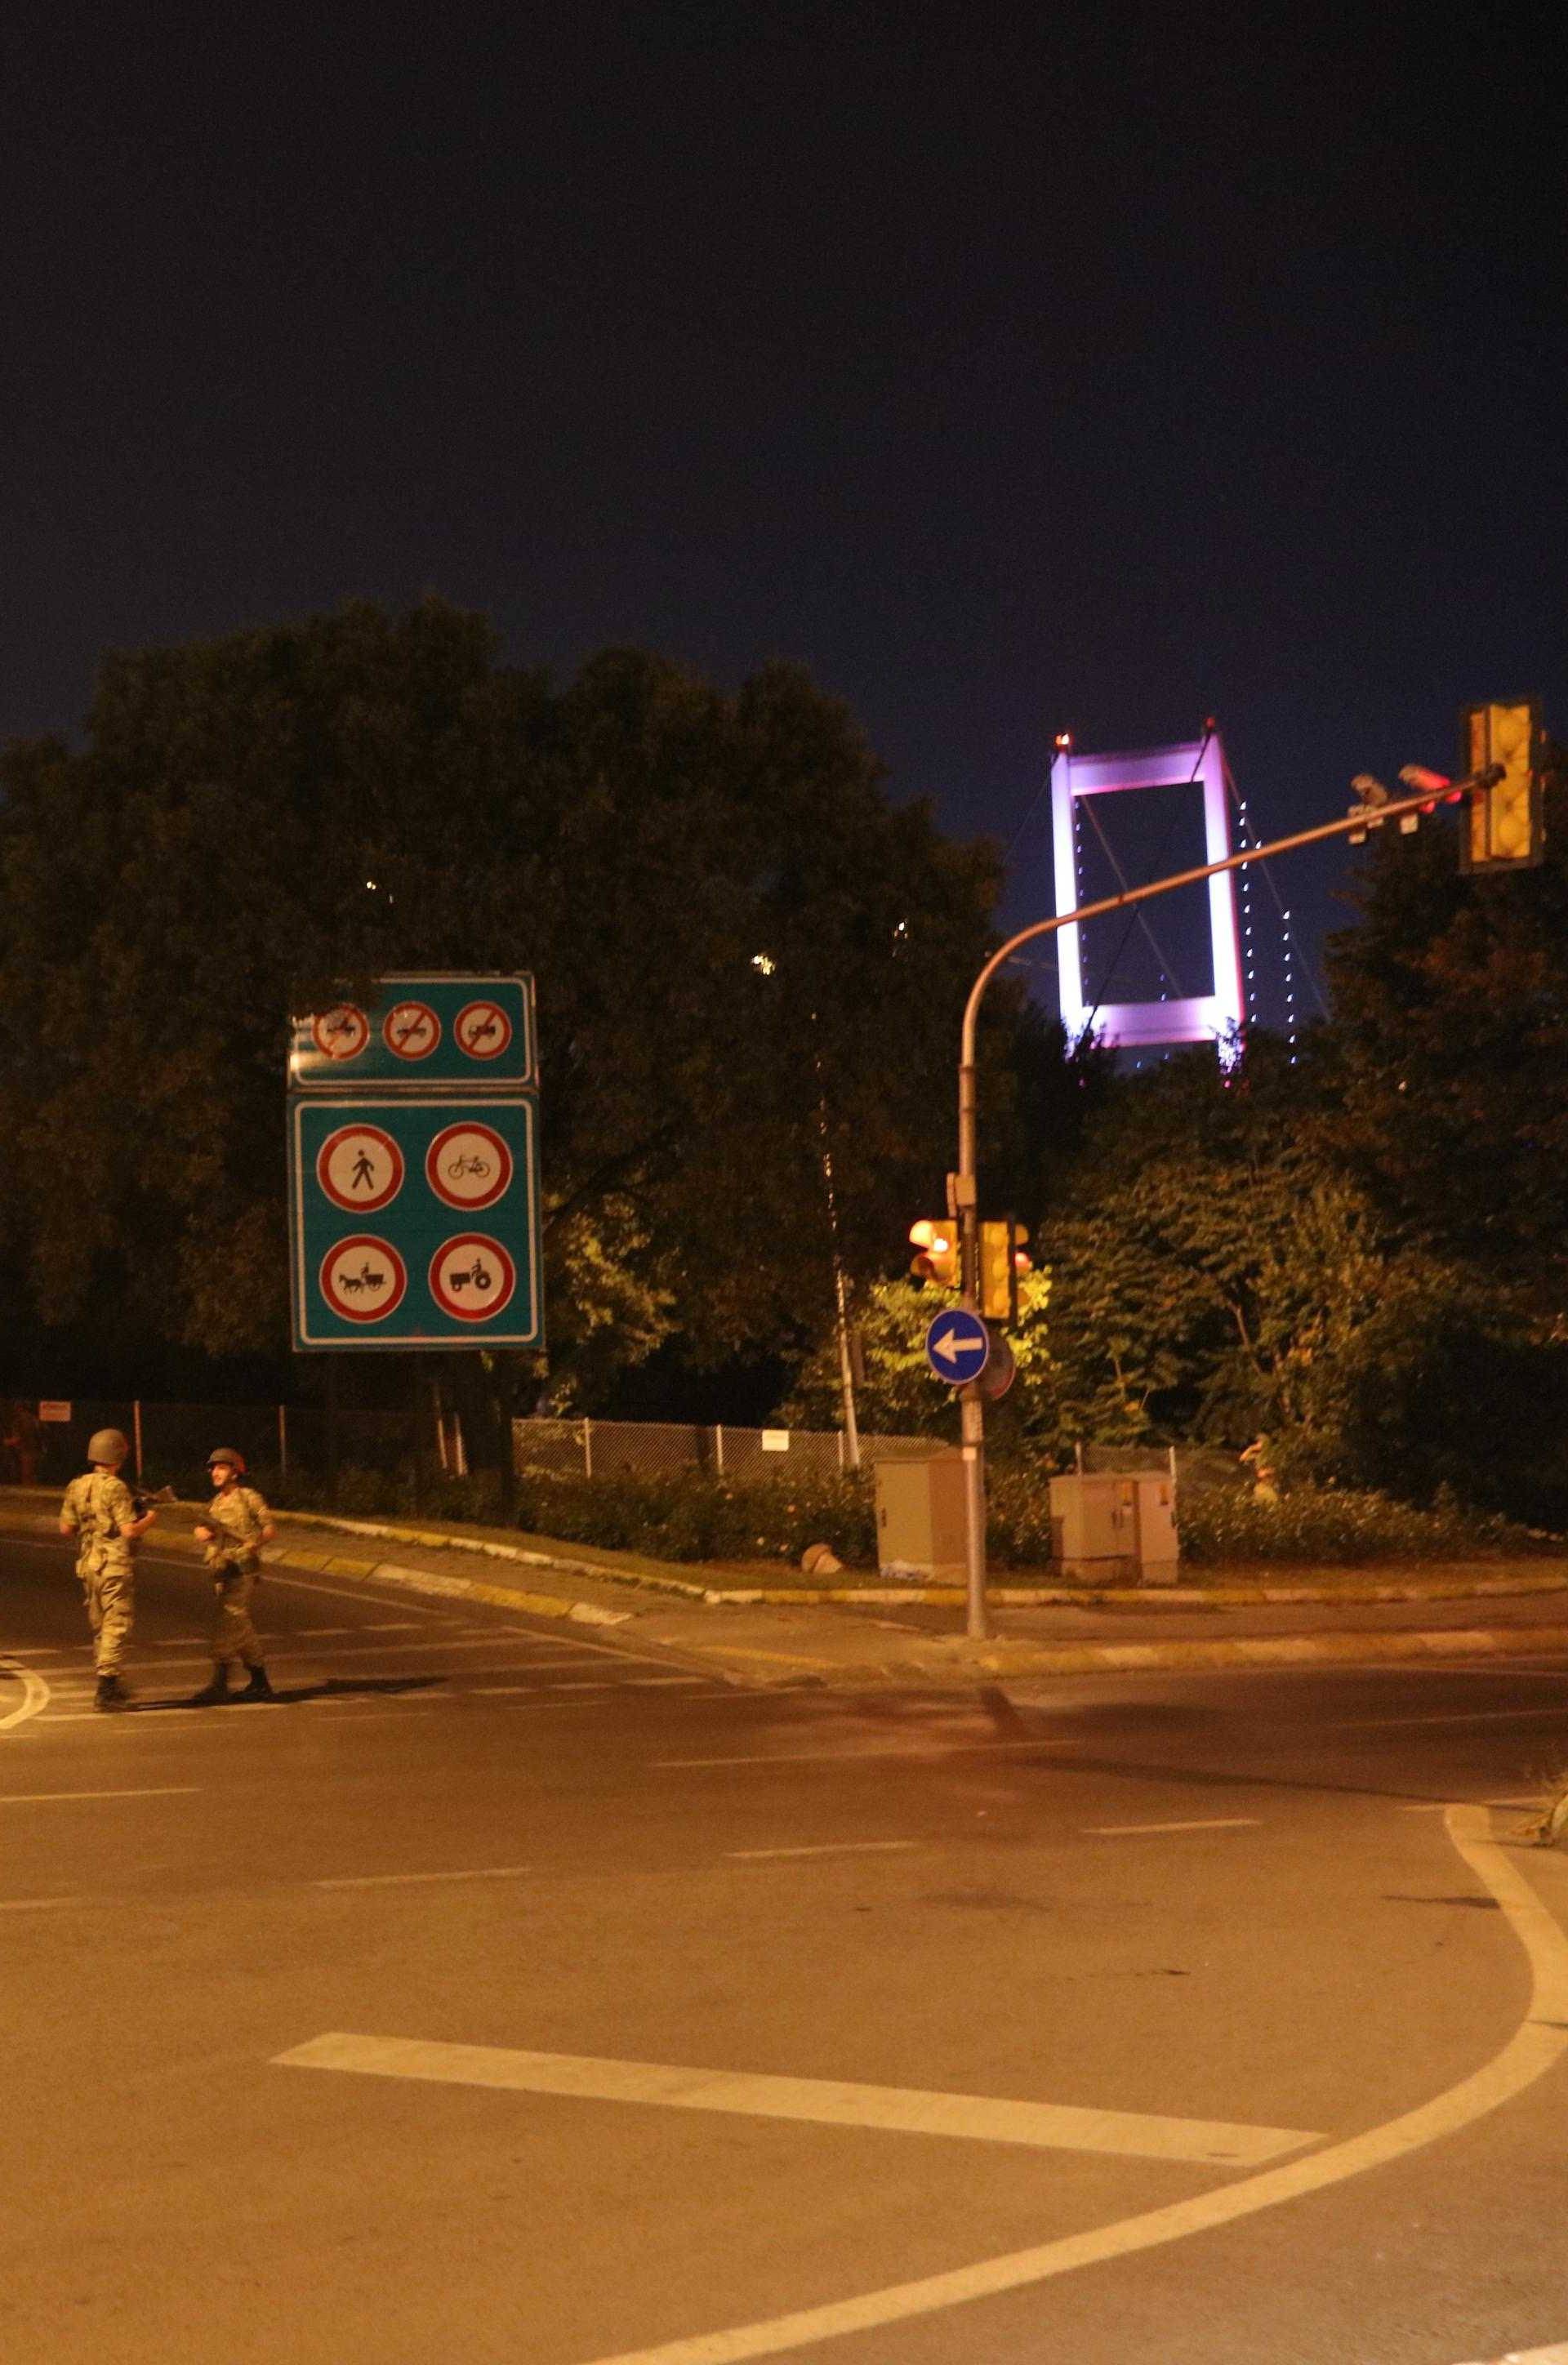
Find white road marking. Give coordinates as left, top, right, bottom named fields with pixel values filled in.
left=654, top=1740, right=1073, bottom=1769
left=623, top=1676, right=710, bottom=1687
left=470, top=1681, right=620, bottom=1695
left=0, top=1786, right=199, bottom=1805
left=0, top=1895, right=78, bottom=1911
left=357, top=1621, right=425, bottom=1631
left=1452, top=2346, right=1568, bottom=2363
left=562, top=1805, right=1568, bottom=2365
left=0, top=1664, right=51, bottom=1731
left=314, top=1866, right=531, bottom=1889
left=1327, top=1708, right=1568, bottom=1729
left=1084, top=1818, right=1259, bottom=1837
left=727, top=1841, right=920, bottom=1861
left=274, top=2033, right=1320, bottom=2166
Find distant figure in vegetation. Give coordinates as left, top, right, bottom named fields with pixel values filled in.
left=1240, top=1434, right=1281, bottom=1505
left=2, top=1400, right=43, bottom=1485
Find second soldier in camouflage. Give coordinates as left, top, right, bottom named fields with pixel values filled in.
left=190, top=1448, right=277, bottom=1704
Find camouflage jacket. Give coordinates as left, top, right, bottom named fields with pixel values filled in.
left=203, top=1483, right=272, bottom=1571
left=60, top=1470, right=138, bottom=1579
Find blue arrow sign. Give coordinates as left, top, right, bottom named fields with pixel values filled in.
left=924, top=1307, right=991, bottom=1386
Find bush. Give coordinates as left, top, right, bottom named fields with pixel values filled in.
left=266, top=1455, right=1550, bottom=1574
left=1177, top=1480, right=1544, bottom=1565
left=510, top=1465, right=877, bottom=1565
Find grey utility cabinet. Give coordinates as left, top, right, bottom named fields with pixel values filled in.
left=1049, top=1470, right=1179, bottom=1585
left=873, top=1450, right=969, bottom=1582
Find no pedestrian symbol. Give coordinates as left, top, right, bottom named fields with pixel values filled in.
left=316, top=1124, right=406, bottom=1214
left=924, top=1307, right=991, bottom=1386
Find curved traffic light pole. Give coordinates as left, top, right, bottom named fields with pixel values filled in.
left=951, top=768, right=1499, bottom=1638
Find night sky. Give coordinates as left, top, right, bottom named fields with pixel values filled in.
left=4, top=2, right=1563, bottom=1028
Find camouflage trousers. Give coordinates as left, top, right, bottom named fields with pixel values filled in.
left=82, top=1568, right=135, bottom=1676
left=211, top=1562, right=262, bottom=1670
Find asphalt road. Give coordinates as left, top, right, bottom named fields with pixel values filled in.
left=4, top=1529, right=1568, bottom=2365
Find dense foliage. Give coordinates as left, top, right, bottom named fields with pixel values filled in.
left=5, top=600, right=1566, bottom=1535
left=0, top=600, right=1034, bottom=1424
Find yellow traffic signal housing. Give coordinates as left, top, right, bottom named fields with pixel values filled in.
left=909, top=1218, right=960, bottom=1288
left=1461, top=697, right=1544, bottom=872
left=978, top=1219, right=1031, bottom=1323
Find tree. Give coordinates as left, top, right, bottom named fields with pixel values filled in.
left=0, top=602, right=1007, bottom=1426
left=1324, top=761, right=1568, bottom=1294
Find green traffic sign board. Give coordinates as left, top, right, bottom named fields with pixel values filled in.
left=288, top=1096, right=542, bottom=1350
left=290, top=973, right=536, bottom=1093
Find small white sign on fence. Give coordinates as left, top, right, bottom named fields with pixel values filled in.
left=38, top=1401, right=72, bottom=1423
left=760, top=1431, right=791, bottom=1453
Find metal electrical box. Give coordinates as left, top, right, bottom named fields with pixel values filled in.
left=1049, top=1471, right=1179, bottom=1584
left=874, top=1451, right=969, bottom=1582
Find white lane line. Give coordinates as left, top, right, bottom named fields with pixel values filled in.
left=728, top=1841, right=920, bottom=1862
left=357, top=1621, right=425, bottom=1631
left=1452, top=2346, right=1568, bottom=2363
left=314, top=1866, right=531, bottom=1890
left=1084, top=1819, right=1259, bottom=1837
left=654, top=1740, right=1073, bottom=1770
left=1, top=1664, right=51, bottom=1731
left=274, top=2033, right=1320, bottom=2167
left=0, top=1895, right=80, bottom=1912
left=469, top=1682, right=617, bottom=1696
left=1327, top=1708, right=1568, bottom=1729
left=624, top=1676, right=710, bottom=1687
left=563, top=1804, right=1568, bottom=2365
left=0, top=1786, right=199, bottom=1805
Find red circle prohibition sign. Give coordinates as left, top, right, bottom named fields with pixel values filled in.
left=455, top=998, right=514, bottom=1061
left=428, top=1234, right=517, bottom=1322
left=425, top=1120, right=513, bottom=1213
left=319, top=1236, right=408, bottom=1323
left=382, top=1000, right=441, bottom=1061
left=317, top=1124, right=405, bottom=1214
left=312, top=1004, right=369, bottom=1061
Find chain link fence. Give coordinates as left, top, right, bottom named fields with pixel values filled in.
left=510, top=1418, right=933, bottom=1484
left=2, top=1399, right=935, bottom=1495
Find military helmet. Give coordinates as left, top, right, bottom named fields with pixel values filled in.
left=87, top=1427, right=130, bottom=1463
left=207, top=1446, right=247, bottom=1475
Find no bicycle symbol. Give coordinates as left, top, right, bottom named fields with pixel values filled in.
left=425, top=1120, right=513, bottom=1212
left=316, top=1124, right=405, bottom=1214
left=429, top=1234, right=517, bottom=1322
left=319, top=1236, right=408, bottom=1323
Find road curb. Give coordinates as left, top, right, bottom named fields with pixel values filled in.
left=0, top=1500, right=637, bottom=1636
left=5, top=1496, right=1568, bottom=1690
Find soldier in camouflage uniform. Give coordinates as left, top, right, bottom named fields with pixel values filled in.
left=190, top=1448, right=277, bottom=1704
left=58, top=1427, right=157, bottom=1710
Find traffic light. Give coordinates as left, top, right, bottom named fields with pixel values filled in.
left=978, top=1218, right=1031, bottom=1323
left=1460, top=697, right=1544, bottom=872
left=908, top=1218, right=960, bottom=1288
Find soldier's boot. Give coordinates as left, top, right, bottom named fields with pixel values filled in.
left=95, top=1674, right=130, bottom=1712
left=189, top=1666, right=230, bottom=1706
left=238, top=1665, right=276, bottom=1702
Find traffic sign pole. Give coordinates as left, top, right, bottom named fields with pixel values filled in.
left=951, top=770, right=1499, bottom=1638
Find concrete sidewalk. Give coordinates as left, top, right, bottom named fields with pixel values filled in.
left=7, top=1486, right=1568, bottom=1690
